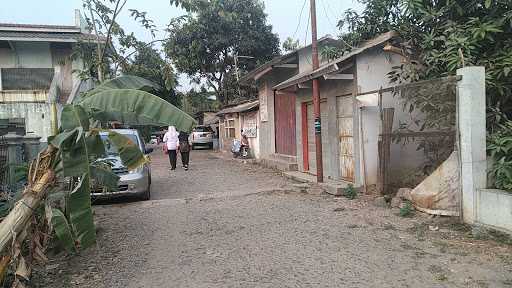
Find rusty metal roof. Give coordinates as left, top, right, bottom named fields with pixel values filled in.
left=0, top=23, right=106, bottom=43
left=216, top=100, right=259, bottom=116
left=240, top=36, right=339, bottom=84
left=273, top=31, right=398, bottom=90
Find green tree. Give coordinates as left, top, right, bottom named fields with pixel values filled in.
left=77, top=0, right=159, bottom=81
left=282, top=37, right=301, bottom=52
left=181, top=87, right=219, bottom=115
left=121, top=43, right=181, bottom=107
left=165, top=0, right=280, bottom=105
left=337, top=0, right=512, bottom=119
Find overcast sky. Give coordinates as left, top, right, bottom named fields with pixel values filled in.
left=0, top=0, right=363, bottom=90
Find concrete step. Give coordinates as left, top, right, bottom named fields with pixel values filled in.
left=268, top=153, right=297, bottom=164
left=283, top=171, right=353, bottom=196
left=260, top=158, right=298, bottom=172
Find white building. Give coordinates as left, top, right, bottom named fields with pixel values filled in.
left=0, top=10, right=101, bottom=142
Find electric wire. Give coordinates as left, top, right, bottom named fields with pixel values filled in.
left=292, top=0, right=308, bottom=40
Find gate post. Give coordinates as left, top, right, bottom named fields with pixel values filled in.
left=457, top=66, right=486, bottom=224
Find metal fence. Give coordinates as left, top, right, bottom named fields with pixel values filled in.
left=0, top=136, right=7, bottom=193
left=378, top=76, right=458, bottom=195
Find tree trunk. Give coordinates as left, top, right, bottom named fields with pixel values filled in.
left=0, top=147, right=55, bottom=254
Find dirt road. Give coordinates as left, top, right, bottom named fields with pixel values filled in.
left=34, top=150, right=512, bottom=288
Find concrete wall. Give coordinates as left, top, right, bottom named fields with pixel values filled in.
left=0, top=48, right=15, bottom=67
left=477, top=189, right=512, bottom=233
left=355, top=48, right=425, bottom=187
left=257, top=69, right=297, bottom=159
left=241, top=110, right=260, bottom=159
left=219, top=112, right=241, bottom=153
left=297, top=46, right=330, bottom=74
left=0, top=42, right=83, bottom=92
left=0, top=101, right=52, bottom=141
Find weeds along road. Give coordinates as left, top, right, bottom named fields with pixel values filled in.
left=35, top=149, right=512, bottom=288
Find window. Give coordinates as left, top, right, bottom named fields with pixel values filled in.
left=0, top=118, right=25, bottom=136
left=194, top=126, right=214, bottom=133
left=224, top=119, right=236, bottom=138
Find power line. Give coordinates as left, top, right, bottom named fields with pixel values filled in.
left=304, top=7, right=311, bottom=46
left=292, top=0, right=308, bottom=40
left=319, top=0, right=354, bottom=49
left=319, top=0, right=338, bottom=34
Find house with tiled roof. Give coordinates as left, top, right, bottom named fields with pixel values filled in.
left=0, top=10, right=104, bottom=142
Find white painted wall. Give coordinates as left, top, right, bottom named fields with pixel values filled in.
left=13, top=42, right=52, bottom=68
left=297, top=46, right=330, bottom=74
left=0, top=102, right=52, bottom=141
left=356, top=49, right=426, bottom=187
left=0, top=48, right=15, bottom=67
left=241, top=111, right=260, bottom=159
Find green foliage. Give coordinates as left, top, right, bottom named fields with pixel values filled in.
left=48, top=77, right=192, bottom=252
left=181, top=87, right=219, bottom=115
left=282, top=37, right=301, bottom=53
left=487, top=113, right=512, bottom=191
left=320, top=45, right=342, bottom=62
left=338, top=0, right=512, bottom=122
left=78, top=0, right=161, bottom=81
left=165, top=0, right=280, bottom=105
left=121, top=45, right=181, bottom=107
left=79, top=89, right=196, bottom=132
left=400, top=201, right=414, bottom=217
left=343, top=184, right=357, bottom=199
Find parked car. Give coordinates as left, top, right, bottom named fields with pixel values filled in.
left=91, top=129, right=153, bottom=201
left=149, top=135, right=158, bottom=145
left=190, top=125, right=214, bottom=149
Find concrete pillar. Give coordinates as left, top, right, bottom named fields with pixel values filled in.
left=457, top=66, right=487, bottom=224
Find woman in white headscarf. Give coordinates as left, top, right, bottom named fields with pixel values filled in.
left=163, top=126, right=179, bottom=170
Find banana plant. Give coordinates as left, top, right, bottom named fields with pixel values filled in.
left=47, top=78, right=195, bottom=252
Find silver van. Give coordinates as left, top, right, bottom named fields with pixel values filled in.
left=91, top=129, right=152, bottom=200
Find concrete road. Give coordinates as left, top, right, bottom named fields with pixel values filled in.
left=34, top=150, right=512, bottom=288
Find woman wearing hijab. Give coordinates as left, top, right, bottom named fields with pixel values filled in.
left=163, top=126, right=179, bottom=170
left=178, top=131, right=191, bottom=170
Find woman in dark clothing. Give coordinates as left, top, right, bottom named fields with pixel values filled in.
left=178, top=131, right=191, bottom=170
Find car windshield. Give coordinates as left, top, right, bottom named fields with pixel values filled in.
left=194, top=127, right=212, bottom=133
left=101, top=134, right=139, bottom=156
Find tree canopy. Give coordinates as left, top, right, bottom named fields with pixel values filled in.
left=337, top=0, right=512, bottom=120
left=165, top=0, right=280, bottom=105
left=121, top=43, right=181, bottom=107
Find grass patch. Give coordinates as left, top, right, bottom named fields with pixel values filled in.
left=343, top=184, right=357, bottom=199
left=400, top=201, right=414, bottom=217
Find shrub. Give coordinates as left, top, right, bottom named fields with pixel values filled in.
left=400, top=201, right=414, bottom=217
left=343, top=184, right=357, bottom=199
left=487, top=116, right=512, bottom=191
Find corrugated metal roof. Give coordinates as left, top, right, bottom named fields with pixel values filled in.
left=273, top=31, right=398, bottom=90
left=216, top=100, right=259, bottom=116
left=240, top=36, right=339, bottom=83
left=0, top=31, right=105, bottom=42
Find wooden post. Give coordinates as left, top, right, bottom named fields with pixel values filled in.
left=377, top=108, right=394, bottom=195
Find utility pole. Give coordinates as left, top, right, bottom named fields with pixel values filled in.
left=310, top=0, right=323, bottom=182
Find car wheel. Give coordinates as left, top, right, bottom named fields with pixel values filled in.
left=141, top=185, right=151, bottom=201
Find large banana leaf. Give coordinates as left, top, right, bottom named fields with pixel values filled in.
left=107, top=131, right=147, bottom=170
left=80, top=89, right=196, bottom=132
left=87, top=75, right=161, bottom=97
left=51, top=208, right=76, bottom=253
left=67, top=174, right=95, bottom=250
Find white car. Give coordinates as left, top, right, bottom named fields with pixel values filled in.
left=190, top=126, right=214, bottom=149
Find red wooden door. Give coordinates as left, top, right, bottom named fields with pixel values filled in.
left=274, top=92, right=297, bottom=156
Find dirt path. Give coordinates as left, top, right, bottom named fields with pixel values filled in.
left=34, top=150, right=512, bottom=287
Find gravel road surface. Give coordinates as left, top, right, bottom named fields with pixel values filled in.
left=34, top=149, right=512, bottom=288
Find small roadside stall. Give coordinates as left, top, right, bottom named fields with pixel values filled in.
left=217, top=100, right=260, bottom=158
